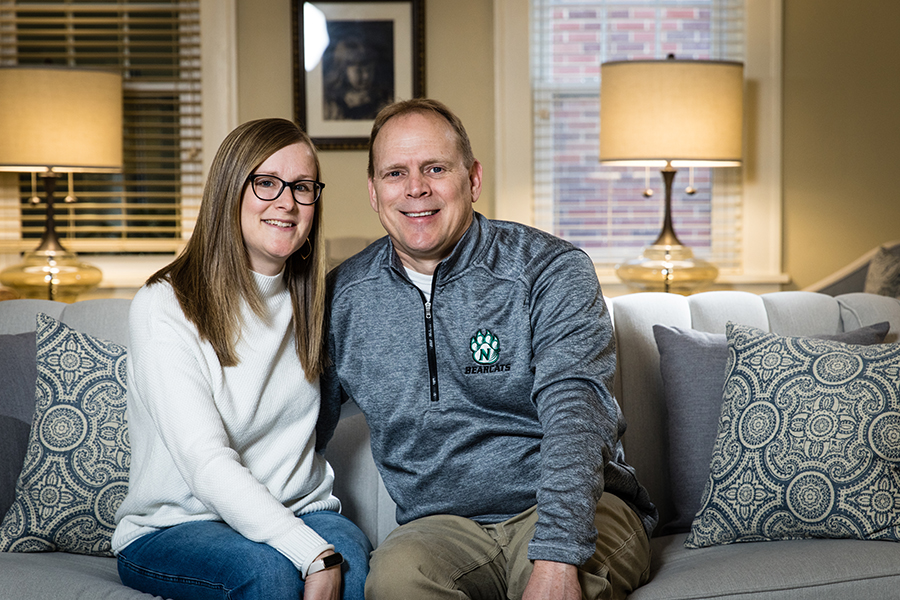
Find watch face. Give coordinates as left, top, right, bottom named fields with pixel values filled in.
left=323, top=553, right=344, bottom=568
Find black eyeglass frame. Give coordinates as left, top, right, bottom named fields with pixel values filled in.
left=247, top=174, right=325, bottom=205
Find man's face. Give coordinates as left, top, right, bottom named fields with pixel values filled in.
left=368, top=111, right=482, bottom=275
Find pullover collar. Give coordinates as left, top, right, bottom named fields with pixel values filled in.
left=386, top=212, right=490, bottom=286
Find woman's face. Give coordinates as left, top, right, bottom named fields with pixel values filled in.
left=241, top=142, right=318, bottom=276
left=346, top=62, right=375, bottom=90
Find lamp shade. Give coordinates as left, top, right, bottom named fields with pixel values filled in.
left=599, top=59, right=743, bottom=166
left=0, top=66, right=123, bottom=172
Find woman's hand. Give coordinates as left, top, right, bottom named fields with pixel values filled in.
left=303, top=551, right=342, bottom=600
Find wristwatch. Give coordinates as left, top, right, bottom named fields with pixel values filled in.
left=306, top=552, right=344, bottom=578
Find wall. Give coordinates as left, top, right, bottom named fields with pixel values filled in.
left=235, top=0, right=495, bottom=245
left=782, top=0, right=900, bottom=290
left=237, top=0, right=900, bottom=291
left=70, top=1, right=900, bottom=299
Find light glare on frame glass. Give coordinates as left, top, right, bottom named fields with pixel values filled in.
left=304, top=3, right=330, bottom=72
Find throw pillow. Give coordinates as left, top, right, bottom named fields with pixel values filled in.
left=0, top=332, right=38, bottom=518
left=684, top=322, right=900, bottom=548
left=864, top=245, right=900, bottom=299
left=0, top=416, right=30, bottom=520
left=654, top=321, right=890, bottom=534
left=0, top=331, right=38, bottom=422
left=0, top=314, right=130, bottom=556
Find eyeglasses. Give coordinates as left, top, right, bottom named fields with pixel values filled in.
left=247, top=174, right=325, bottom=205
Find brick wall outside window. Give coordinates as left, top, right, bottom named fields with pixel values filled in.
left=532, top=1, right=743, bottom=269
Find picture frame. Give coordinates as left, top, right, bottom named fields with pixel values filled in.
left=292, top=0, right=425, bottom=150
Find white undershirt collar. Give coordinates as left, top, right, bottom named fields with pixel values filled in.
left=404, top=266, right=433, bottom=298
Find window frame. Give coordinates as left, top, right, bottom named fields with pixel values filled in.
left=493, top=0, right=787, bottom=295
left=88, top=0, right=238, bottom=291
left=0, top=0, right=237, bottom=293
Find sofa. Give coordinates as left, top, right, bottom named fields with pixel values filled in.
left=1, top=290, right=900, bottom=599
left=804, top=240, right=900, bottom=296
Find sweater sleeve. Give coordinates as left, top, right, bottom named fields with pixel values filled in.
left=127, top=285, right=332, bottom=573
left=526, top=249, right=620, bottom=566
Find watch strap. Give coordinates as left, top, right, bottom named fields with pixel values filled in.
left=305, top=552, right=344, bottom=578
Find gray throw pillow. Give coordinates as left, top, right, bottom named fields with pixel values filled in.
left=0, top=331, right=38, bottom=423
left=0, top=416, right=30, bottom=519
left=685, top=322, right=900, bottom=548
left=0, top=332, right=38, bottom=518
left=864, top=245, right=900, bottom=299
left=653, top=321, right=890, bottom=535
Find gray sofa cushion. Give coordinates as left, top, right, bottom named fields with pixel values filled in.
left=631, top=533, right=900, bottom=600
left=653, top=321, right=890, bottom=534
left=0, top=552, right=160, bottom=599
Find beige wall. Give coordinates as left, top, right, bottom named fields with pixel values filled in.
left=235, top=1, right=900, bottom=292
left=235, top=0, right=495, bottom=244
left=782, top=0, right=900, bottom=289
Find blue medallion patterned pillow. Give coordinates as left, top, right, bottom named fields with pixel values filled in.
left=0, top=314, right=129, bottom=556
left=685, top=322, right=900, bottom=549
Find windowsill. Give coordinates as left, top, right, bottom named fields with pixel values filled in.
left=596, top=267, right=791, bottom=297
left=91, top=254, right=175, bottom=289
left=83, top=259, right=791, bottom=298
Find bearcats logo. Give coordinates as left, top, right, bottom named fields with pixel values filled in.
left=470, top=329, right=500, bottom=365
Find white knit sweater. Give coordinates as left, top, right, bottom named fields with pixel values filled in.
left=112, top=270, right=340, bottom=576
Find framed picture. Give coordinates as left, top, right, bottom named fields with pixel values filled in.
left=293, top=0, right=425, bottom=150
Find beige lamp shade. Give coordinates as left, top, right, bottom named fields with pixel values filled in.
left=599, top=59, right=743, bottom=166
left=0, top=66, right=123, bottom=172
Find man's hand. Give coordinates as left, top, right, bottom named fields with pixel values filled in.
left=522, top=559, right=581, bottom=600
left=303, top=551, right=341, bottom=600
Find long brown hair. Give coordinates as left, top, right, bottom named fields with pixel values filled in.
left=148, top=118, right=327, bottom=380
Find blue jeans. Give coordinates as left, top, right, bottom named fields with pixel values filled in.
left=117, top=511, right=372, bottom=600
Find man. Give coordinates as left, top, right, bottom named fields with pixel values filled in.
left=321, top=98, right=657, bottom=599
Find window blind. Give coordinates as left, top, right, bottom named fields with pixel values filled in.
left=531, top=0, right=744, bottom=270
left=0, top=0, right=202, bottom=255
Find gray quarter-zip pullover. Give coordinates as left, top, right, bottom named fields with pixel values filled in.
left=320, top=213, right=657, bottom=565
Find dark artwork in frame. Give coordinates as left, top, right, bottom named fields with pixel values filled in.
left=293, top=0, right=425, bottom=150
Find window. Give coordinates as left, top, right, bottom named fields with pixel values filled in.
left=531, top=0, right=743, bottom=270
left=494, top=0, right=785, bottom=292
left=0, top=0, right=202, bottom=256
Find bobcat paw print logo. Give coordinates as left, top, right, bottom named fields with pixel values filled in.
left=470, top=329, right=500, bottom=365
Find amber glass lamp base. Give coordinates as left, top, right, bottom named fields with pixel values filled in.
left=615, top=243, right=718, bottom=295
left=0, top=249, right=102, bottom=303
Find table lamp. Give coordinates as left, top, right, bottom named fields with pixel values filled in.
left=599, top=56, right=743, bottom=294
left=0, top=66, right=123, bottom=302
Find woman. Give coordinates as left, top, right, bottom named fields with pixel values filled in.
left=112, top=118, right=371, bottom=600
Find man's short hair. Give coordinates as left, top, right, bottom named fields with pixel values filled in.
left=367, top=98, right=476, bottom=178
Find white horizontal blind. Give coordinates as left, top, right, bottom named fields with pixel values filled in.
left=531, top=0, right=744, bottom=270
left=0, top=0, right=202, bottom=254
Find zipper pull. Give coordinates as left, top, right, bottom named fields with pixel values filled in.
left=425, top=300, right=432, bottom=319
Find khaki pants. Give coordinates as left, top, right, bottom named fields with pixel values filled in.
left=365, top=492, right=651, bottom=600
